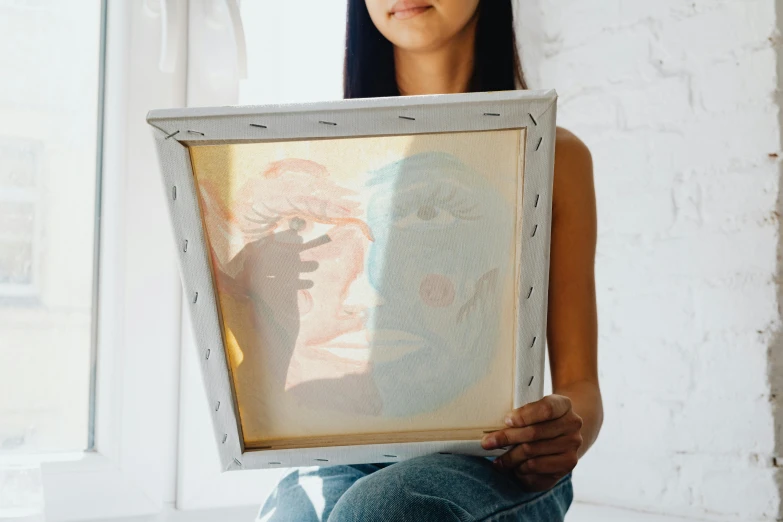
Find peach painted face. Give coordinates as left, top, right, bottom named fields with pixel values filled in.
left=364, top=0, right=480, bottom=52
left=284, top=220, right=377, bottom=388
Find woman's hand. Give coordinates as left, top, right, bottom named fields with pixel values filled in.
left=481, top=394, right=583, bottom=491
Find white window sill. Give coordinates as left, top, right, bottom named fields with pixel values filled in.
left=569, top=502, right=710, bottom=522
left=64, top=504, right=259, bottom=522
left=57, top=501, right=713, bottom=522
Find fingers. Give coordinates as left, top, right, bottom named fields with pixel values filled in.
left=504, top=395, right=572, bottom=428
left=301, top=234, right=332, bottom=251
left=296, top=260, right=319, bottom=289
left=515, top=473, right=562, bottom=492
left=482, top=424, right=562, bottom=449
left=298, top=260, right=319, bottom=273
left=518, top=453, right=578, bottom=475
left=482, top=413, right=581, bottom=449
left=492, top=433, right=582, bottom=470
left=484, top=394, right=582, bottom=492
left=297, top=279, right=315, bottom=290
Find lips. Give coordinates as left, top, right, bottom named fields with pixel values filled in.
left=318, top=329, right=424, bottom=363
left=389, top=0, right=433, bottom=20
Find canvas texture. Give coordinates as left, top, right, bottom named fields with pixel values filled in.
left=189, top=130, right=523, bottom=445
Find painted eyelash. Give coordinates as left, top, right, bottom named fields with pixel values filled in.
left=290, top=199, right=334, bottom=224
left=249, top=202, right=282, bottom=222
left=396, top=185, right=482, bottom=220
left=427, top=186, right=477, bottom=216
left=244, top=199, right=334, bottom=234
left=456, top=268, right=498, bottom=324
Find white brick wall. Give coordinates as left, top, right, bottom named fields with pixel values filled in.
left=516, top=1, right=782, bottom=520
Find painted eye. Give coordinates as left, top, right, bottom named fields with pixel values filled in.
left=395, top=204, right=457, bottom=229
left=289, top=217, right=306, bottom=231
left=417, top=205, right=438, bottom=221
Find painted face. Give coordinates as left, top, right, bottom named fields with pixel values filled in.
left=364, top=0, right=480, bottom=52
left=227, top=209, right=385, bottom=415
left=364, top=151, right=514, bottom=416
left=219, top=153, right=513, bottom=419
left=285, top=220, right=378, bottom=387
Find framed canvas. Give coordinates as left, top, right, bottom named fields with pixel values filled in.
left=147, top=89, right=557, bottom=471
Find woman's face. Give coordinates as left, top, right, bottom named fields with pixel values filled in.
left=364, top=0, right=480, bottom=52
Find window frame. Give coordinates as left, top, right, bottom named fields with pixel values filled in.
left=40, top=1, right=186, bottom=519
left=173, top=2, right=290, bottom=509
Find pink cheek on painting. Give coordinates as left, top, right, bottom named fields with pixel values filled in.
left=419, top=274, right=455, bottom=308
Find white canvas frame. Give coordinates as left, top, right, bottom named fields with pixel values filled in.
left=147, top=89, right=557, bottom=471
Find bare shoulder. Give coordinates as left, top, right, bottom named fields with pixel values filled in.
left=552, top=127, right=595, bottom=218
left=555, top=127, right=592, bottom=173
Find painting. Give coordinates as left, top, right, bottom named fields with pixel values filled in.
left=190, top=129, right=525, bottom=448
left=149, top=89, right=558, bottom=468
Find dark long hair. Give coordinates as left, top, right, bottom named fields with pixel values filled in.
left=344, top=0, right=527, bottom=99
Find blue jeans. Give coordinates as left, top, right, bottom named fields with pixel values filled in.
left=258, top=454, right=573, bottom=521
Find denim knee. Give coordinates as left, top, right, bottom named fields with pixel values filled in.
left=327, top=454, right=573, bottom=522
left=328, top=456, right=475, bottom=522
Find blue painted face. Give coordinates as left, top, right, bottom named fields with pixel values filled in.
left=364, top=151, right=515, bottom=416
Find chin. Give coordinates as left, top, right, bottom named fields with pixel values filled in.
left=391, top=30, right=448, bottom=53
left=380, top=16, right=452, bottom=53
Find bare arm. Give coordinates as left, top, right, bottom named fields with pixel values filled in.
left=547, top=127, right=602, bottom=457
left=481, top=128, right=602, bottom=489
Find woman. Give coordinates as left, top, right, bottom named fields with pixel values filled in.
left=259, top=0, right=600, bottom=520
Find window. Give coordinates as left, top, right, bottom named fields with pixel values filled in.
left=0, top=0, right=102, bottom=459
left=0, top=137, right=41, bottom=297
left=6, top=1, right=358, bottom=519
left=0, top=1, right=105, bottom=518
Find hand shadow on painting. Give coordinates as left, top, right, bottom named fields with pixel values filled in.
left=197, top=131, right=517, bottom=444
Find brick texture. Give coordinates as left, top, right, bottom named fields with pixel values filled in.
left=516, top=1, right=782, bottom=519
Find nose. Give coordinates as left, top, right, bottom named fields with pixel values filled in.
left=343, top=272, right=384, bottom=313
